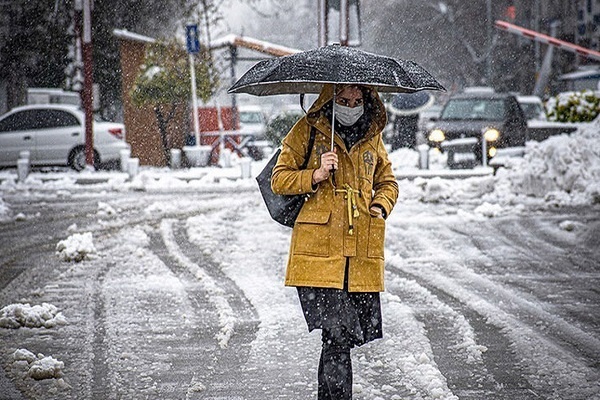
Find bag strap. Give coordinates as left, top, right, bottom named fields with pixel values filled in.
left=299, top=126, right=316, bottom=170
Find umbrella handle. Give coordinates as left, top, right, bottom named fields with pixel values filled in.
left=331, top=85, right=336, bottom=152
left=330, top=84, right=337, bottom=186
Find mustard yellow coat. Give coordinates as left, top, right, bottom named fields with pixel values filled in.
left=271, top=84, right=398, bottom=292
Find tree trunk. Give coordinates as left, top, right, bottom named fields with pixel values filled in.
left=154, top=103, right=178, bottom=165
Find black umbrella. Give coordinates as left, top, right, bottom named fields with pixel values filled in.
left=228, top=44, right=445, bottom=96
left=228, top=44, right=444, bottom=150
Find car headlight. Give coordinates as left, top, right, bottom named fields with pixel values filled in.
left=428, top=129, right=445, bottom=142
left=483, top=128, right=500, bottom=142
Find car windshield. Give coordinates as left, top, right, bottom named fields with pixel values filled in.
left=440, top=99, right=505, bottom=121
left=239, top=112, right=263, bottom=124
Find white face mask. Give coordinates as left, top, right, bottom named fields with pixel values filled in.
left=334, top=103, right=364, bottom=126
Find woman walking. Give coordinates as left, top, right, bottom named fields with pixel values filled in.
left=271, top=83, right=398, bottom=399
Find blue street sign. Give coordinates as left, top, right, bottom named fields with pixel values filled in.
left=186, top=24, right=200, bottom=54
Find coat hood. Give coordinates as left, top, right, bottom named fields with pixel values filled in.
left=305, top=84, right=388, bottom=142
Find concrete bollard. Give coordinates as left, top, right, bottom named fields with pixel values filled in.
left=183, top=145, right=212, bottom=167
left=219, top=148, right=232, bottom=168
left=240, top=157, right=252, bottom=179
left=17, top=158, right=29, bottom=182
left=417, top=144, right=430, bottom=170
left=170, top=149, right=182, bottom=169
left=19, top=150, right=31, bottom=161
left=120, top=149, right=131, bottom=172
left=127, top=158, right=139, bottom=179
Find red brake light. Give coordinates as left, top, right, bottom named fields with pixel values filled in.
left=108, top=128, right=124, bottom=139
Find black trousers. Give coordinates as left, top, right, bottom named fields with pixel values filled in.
left=318, top=327, right=353, bottom=400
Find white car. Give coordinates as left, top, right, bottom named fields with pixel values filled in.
left=0, top=104, right=129, bottom=171
left=238, top=105, right=267, bottom=140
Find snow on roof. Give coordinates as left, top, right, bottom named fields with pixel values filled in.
left=113, top=29, right=156, bottom=44
left=209, top=34, right=301, bottom=57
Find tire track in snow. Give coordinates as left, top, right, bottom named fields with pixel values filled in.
left=184, top=201, right=319, bottom=399
left=160, top=219, right=235, bottom=349
left=385, top=219, right=600, bottom=399
left=384, top=266, right=537, bottom=399
left=446, top=218, right=600, bottom=363
left=152, top=218, right=260, bottom=399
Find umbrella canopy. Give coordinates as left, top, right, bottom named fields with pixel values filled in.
left=388, top=91, right=435, bottom=116
left=228, top=44, right=445, bottom=96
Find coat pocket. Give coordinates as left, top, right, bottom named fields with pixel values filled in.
left=367, top=217, right=385, bottom=259
left=293, top=211, right=331, bottom=257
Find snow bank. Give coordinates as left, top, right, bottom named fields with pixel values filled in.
left=12, top=349, right=65, bottom=380
left=391, top=121, right=599, bottom=211
left=0, top=303, right=67, bottom=329
left=56, top=232, right=97, bottom=262
left=492, top=123, right=600, bottom=206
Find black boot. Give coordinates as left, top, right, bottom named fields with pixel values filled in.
left=318, top=329, right=352, bottom=400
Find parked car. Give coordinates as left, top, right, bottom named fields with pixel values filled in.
left=0, top=104, right=128, bottom=171
left=427, top=90, right=528, bottom=168
left=517, top=95, right=547, bottom=121
left=238, top=105, right=267, bottom=140
left=237, top=105, right=269, bottom=160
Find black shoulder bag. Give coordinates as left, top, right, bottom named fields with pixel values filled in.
left=256, top=127, right=317, bottom=228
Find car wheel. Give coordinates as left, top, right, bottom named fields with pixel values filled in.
left=68, top=146, right=99, bottom=171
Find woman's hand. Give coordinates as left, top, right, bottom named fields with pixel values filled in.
left=369, top=206, right=385, bottom=219
left=312, top=149, right=338, bottom=185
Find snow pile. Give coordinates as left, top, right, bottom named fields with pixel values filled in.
left=12, top=349, right=65, bottom=380
left=390, top=147, right=447, bottom=171
left=0, top=303, right=67, bottom=329
left=97, top=201, right=117, bottom=216
left=56, top=232, right=97, bottom=262
left=389, top=148, right=419, bottom=169
left=493, top=124, right=600, bottom=205
left=474, top=202, right=503, bottom=218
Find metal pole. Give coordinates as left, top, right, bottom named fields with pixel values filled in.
left=189, top=53, right=200, bottom=146
left=534, top=0, right=541, bottom=72
left=533, top=21, right=559, bottom=97
left=482, top=133, right=488, bottom=168
left=318, top=0, right=328, bottom=46
left=230, top=45, right=238, bottom=131
left=486, top=0, right=492, bottom=84
left=339, top=0, right=349, bottom=46
left=82, top=0, right=94, bottom=168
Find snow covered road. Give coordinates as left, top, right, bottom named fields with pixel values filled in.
left=0, top=179, right=598, bottom=400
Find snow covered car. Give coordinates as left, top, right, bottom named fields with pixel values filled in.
left=0, top=104, right=129, bottom=171
left=427, top=91, right=528, bottom=169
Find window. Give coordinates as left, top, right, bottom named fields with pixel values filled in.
left=441, top=99, right=506, bottom=121
left=239, top=111, right=264, bottom=124
left=36, top=110, right=80, bottom=129
left=0, top=110, right=41, bottom=132
left=0, top=109, right=80, bottom=133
